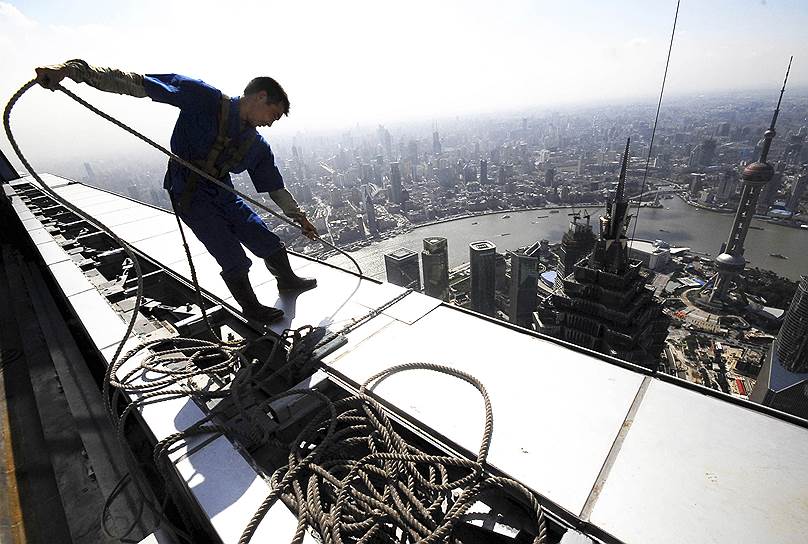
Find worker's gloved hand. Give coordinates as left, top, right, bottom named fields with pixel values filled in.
left=298, top=216, right=318, bottom=240
left=35, top=66, right=67, bottom=90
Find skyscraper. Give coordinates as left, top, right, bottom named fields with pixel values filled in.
left=757, top=163, right=785, bottom=213
left=377, top=125, right=392, bottom=158
left=389, top=162, right=403, bottom=204
left=555, top=212, right=596, bottom=290
left=421, top=237, right=449, bottom=301
left=782, top=130, right=805, bottom=165
left=479, top=159, right=488, bottom=184
left=384, top=248, right=421, bottom=291
left=432, top=130, right=441, bottom=155
left=508, top=250, right=538, bottom=328
left=544, top=166, right=555, bottom=186
left=470, top=241, right=496, bottom=317
left=750, top=275, right=808, bottom=419
left=717, top=170, right=738, bottom=202
left=787, top=168, right=807, bottom=213
left=365, top=187, right=379, bottom=236
left=534, top=139, right=669, bottom=369
left=699, top=59, right=792, bottom=308
left=407, top=140, right=418, bottom=164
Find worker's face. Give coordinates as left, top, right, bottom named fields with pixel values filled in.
left=249, top=92, right=286, bottom=128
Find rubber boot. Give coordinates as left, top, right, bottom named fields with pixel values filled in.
left=264, top=247, right=317, bottom=293
left=221, top=270, right=284, bottom=323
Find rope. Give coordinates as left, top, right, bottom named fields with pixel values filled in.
left=629, top=0, right=680, bottom=249
left=100, top=317, right=550, bottom=543
left=239, top=362, right=548, bottom=544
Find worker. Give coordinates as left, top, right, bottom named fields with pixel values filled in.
left=35, top=59, right=318, bottom=324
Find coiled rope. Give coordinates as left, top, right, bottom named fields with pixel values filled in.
left=239, top=362, right=548, bottom=544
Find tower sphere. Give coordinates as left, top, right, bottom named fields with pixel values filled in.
left=742, top=161, right=775, bottom=184
left=714, top=252, right=746, bottom=272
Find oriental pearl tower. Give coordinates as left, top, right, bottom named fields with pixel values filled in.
left=698, top=57, right=792, bottom=309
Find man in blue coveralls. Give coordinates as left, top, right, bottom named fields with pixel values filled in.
left=36, top=60, right=318, bottom=324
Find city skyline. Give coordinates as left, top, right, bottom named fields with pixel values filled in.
left=2, top=0, right=807, bottom=167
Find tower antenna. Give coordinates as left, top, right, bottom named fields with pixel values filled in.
left=629, top=0, right=680, bottom=248
left=759, top=55, right=792, bottom=163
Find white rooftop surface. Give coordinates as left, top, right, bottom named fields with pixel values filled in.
left=8, top=174, right=808, bottom=543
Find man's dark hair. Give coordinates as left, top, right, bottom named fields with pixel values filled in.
left=244, top=77, right=290, bottom=115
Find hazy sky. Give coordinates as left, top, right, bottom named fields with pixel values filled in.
left=1, top=0, right=807, bottom=168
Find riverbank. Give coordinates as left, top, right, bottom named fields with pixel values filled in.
left=677, top=194, right=807, bottom=229
left=408, top=203, right=601, bottom=231
left=677, top=194, right=735, bottom=214
left=331, top=203, right=602, bottom=255
left=326, top=195, right=807, bottom=281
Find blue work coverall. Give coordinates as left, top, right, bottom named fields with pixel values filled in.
left=143, top=74, right=284, bottom=278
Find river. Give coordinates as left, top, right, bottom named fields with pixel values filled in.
left=327, top=197, right=808, bottom=281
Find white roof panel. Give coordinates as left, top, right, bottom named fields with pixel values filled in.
left=589, top=378, right=808, bottom=544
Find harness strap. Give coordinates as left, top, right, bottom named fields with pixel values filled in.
left=215, top=130, right=257, bottom=178
left=179, top=95, right=248, bottom=211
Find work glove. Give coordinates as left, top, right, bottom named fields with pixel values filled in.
left=298, top=216, right=319, bottom=240
left=35, top=65, right=67, bottom=90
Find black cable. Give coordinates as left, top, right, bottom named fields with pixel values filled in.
left=629, top=0, right=680, bottom=248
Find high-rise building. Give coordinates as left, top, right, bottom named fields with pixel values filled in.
left=497, top=167, right=507, bottom=186
left=717, top=170, right=738, bottom=201
left=757, top=163, right=785, bottom=214
left=750, top=275, right=808, bottom=419
left=534, top=139, right=669, bottom=369
left=470, top=241, right=496, bottom=317
left=554, top=212, right=596, bottom=290
left=787, top=168, right=807, bottom=213
left=508, top=250, right=538, bottom=328
left=544, top=166, right=555, bottom=186
left=365, top=187, right=379, bottom=236
left=782, top=131, right=805, bottom=165
left=479, top=159, right=488, bottom=184
left=421, top=237, right=449, bottom=301
left=407, top=140, right=418, bottom=164
left=432, top=130, right=441, bottom=155
left=699, top=60, right=791, bottom=308
left=377, top=125, right=392, bottom=158
left=389, top=162, right=403, bottom=204
left=701, top=138, right=717, bottom=167
left=384, top=248, right=421, bottom=291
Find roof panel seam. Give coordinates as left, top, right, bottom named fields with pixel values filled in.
left=579, top=375, right=651, bottom=521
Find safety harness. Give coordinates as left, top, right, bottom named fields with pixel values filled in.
left=178, top=94, right=257, bottom=211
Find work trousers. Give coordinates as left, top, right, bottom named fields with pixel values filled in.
left=171, top=185, right=282, bottom=279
